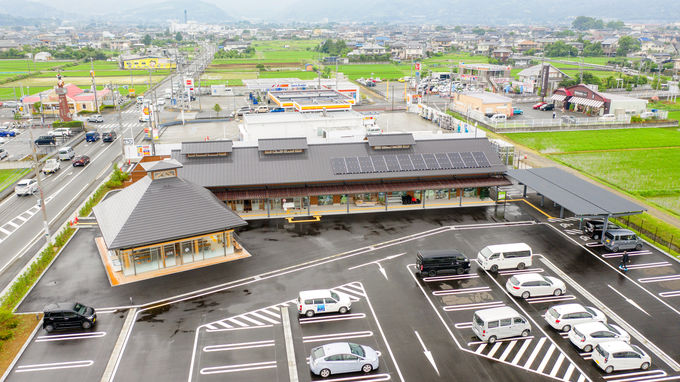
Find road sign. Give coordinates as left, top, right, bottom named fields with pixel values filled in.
left=415, top=62, right=421, bottom=71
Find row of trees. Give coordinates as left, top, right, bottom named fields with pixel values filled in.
left=559, top=72, right=648, bottom=90
left=572, top=16, right=625, bottom=31
left=316, top=39, right=352, bottom=56
left=542, top=36, right=639, bottom=58
left=214, top=47, right=255, bottom=59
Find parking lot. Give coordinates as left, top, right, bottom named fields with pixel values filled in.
left=9, top=203, right=680, bottom=382
left=510, top=102, right=601, bottom=122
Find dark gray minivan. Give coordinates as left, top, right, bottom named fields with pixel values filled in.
left=417, top=249, right=471, bottom=277
left=603, top=229, right=642, bottom=252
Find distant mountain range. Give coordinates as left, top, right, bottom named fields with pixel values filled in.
left=1, top=0, right=679, bottom=25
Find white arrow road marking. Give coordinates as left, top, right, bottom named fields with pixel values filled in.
left=414, top=330, right=439, bottom=375
left=347, top=252, right=407, bottom=280
left=377, top=262, right=388, bottom=280
left=607, top=285, right=650, bottom=316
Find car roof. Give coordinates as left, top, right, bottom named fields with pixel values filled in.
left=321, top=342, right=352, bottom=355
left=512, top=273, right=546, bottom=282
left=44, top=302, right=75, bottom=312
left=551, top=303, right=587, bottom=313
left=483, top=243, right=531, bottom=252
left=474, top=306, right=520, bottom=320
left=299, top=289, right=332, bottom=299
left=418, top=249, right=464, bottom=259
left=605, top=229, right=635, bottom=235
left=573, top=321, right=609, bottom=333
left=597, top=340, right=635, bottom=352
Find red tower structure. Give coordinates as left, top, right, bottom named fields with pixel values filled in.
left=55, top=73, right=72, bottom=121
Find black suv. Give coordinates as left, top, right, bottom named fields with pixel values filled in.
left=43, top=302, right=96, bottom=332
left=102, top=131, right=117, bottom=142
left=417, top=249, right=471, bottom=277
left=34, top=135, right=56, bottom=145
left=584, top=219, right=620, bottom=240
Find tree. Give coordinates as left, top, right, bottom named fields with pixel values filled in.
left=213, top=103, right=221, bottom=117
left=175, top=32, right=183, bottom=42
left=472, top=27, right=486, bottom=36
left=544, top=41, right=578, bottom=57
left=453, top=26, right=462, bottom=33
left=616, top=36, right=640, bottom=57
left=572, top=16, right=604, bottom=30
left=142, top=34, right=152, bottom=46
left=606, top=20, right=625, bottom=30
left=582, top=40, right=604, bottom=56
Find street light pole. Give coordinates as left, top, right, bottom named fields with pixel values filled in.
left=114, top=82, right=125, bottom=160
left=90, top=58, right=99, bottom=113
left=27, top=127, right=50, bottom=242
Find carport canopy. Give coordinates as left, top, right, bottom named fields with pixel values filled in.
left=506, top=167, right=646, bottom=217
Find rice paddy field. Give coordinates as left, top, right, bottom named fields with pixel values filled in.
left=503, top=127, right=680, bottom=216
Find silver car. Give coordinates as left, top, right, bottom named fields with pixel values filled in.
left=15, top=179, right=38, bottom=196
left=309, top=342, right=379, bottom=378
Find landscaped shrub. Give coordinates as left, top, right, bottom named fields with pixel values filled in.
left=52, top=120, right=84, bottom=128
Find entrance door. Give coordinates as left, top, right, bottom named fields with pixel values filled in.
left=244, top=200, right=252, bottom=212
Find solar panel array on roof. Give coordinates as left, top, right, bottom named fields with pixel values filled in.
left=331, top=152, right=491, bottom=175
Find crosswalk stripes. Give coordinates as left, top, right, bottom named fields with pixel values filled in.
left=206, top=282, right=366, bottom=330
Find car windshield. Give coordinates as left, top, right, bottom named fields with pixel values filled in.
left=73, top=303, right=87, bottom=315
left=547, top=308, right=558, bottom=318
left=584, top=307, right=595, bottom=316
left=573, top=327, right=585, bottom=339
left=509, top=276, right=519, bottom=285
left=311, top=347, right=325, bottom=360
left=603, top=323, right=618, bottom=334
left=330, top=291, right=340, bottom=301
left=479, top=247, right=493, bottom=259
left=595, top=345, right=608, bottom=359
left=348, top=343, right=365, bottom=357
left=473, top=313, right=484, bottom=327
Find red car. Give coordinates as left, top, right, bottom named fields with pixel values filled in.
left=72, top=155, right=90, bottom=167
left=532, top=102, right=547, bottom=110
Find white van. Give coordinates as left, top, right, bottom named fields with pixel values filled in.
left=477, top=243, right=532, bottom=272
left=472, top=307, right=531, bottom=343
left=489, top=114, right=507, bottom=122
left=58, top=147, right=75, bottom=161
left=297, top=289, right=352, bottom=318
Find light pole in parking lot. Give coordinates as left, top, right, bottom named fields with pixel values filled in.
left=26, top=127, right=50, bottom=242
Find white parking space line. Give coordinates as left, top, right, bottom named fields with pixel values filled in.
left=638, top=274, right=680, bottom=283
left=433, top=286, right=491, bottom=296
left=302, top=330, right=373, bottom=343
left=487, top=342, right=503, bottom=357
left=498, top=340, right=516, bottom=362
left=535, top=343, right=556, bottom=373
left=659, top=291, right=680, bottom=298
left=498, top=268, right=545, bottom=276
left=422, top=274, right=479, bottom=282
left=526, top=295, right=577, bottom=304
left=206, top=324, right=273, bottom=333
left=511, top=339, right=533, bottom=365
left=299, top=313, right=367, bottom=325
left=549, top=353, right=566, bottom=377
left=316, top=374, right=392, bottom=382
left=523, top=337, right=546, bottom=368
left=603, top=370, right=666, bottom=380
left=35, top=332, right=106, bottom=342
left=454, top=322, right=472, bottom=329
left=625, top=262, right=672, bottom=270
left=16, top=360, right=94, bottom=373
left=199, top=360, right=277, bottom=375
left=203, top=340, right=275, bottom=352
left=443, top=301, right=505, bottom=312
left=602, top=250, right=652, bottom=258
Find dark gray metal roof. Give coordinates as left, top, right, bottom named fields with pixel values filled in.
left=145, top=159, right=183, bottom=172
left=172, top=138, right=507, bottom=188
left=93, top=175, right=246, bottom=250
left=506, top=167, right=645, bottom=216
left=258, top=137, right=308, bottom=151
left=182, top=140, right=233, bottom=154
left=367, top=133, right=415, bottom=147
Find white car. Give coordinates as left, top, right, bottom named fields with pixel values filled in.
left=544, top=303, right=606, bottom=332
left=157, top=99, right=166, bottom=106
left=309, top=342, right=379, bottom=378
left=15, top=179, right=38, bottom=196
left=506, top=273, right=566, bottom=299
left=593, top=341, right=651, bottom=374
left=568, top=321, right=630, bottom=352
left=297, top=289, right=352, bottom=318
left=0, top=148, right=7, bottom=160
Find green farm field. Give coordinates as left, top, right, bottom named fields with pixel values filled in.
left=424, top=53, right=489, bottom=65
left=337, top=64, right=412, bottom=80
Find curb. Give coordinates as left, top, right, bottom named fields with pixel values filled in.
left=100, top=308, right=137, bottom=382
left=0, top=315, right=42, bottom=382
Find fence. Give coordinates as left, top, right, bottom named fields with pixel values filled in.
left=615, top=216, right=679, bottom=256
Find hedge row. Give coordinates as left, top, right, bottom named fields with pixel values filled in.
left=79, top=164, right=129, bottom=217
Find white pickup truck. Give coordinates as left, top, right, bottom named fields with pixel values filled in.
left=42, top=158, right=60, bottom=174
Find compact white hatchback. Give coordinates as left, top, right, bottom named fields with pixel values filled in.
left=298, top=289, right=352, bottom=318
left=544, top=303, right=606, bottom=332
left=506, top=273, right=566, bottom=298
left=568, top=321, right=630, bottom=352
left=592, top=341, right=651, bottom=374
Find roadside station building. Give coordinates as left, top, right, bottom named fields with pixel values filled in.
left=453, top=92, right=513, bottom=117
left=267, top=89, right=355, bottom=112
left=551, top=84, right=647, bottom=116
left=240, top=111, right=376, bottom=142
left=244, top=78, right=360, bottom=104
left=172, top=135, right=510, bottom=219
left=93, top=159, right=247, bottom=284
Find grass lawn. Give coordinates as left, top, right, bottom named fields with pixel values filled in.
left=337, top=63, right=412, bottom=80
left=0, top=314, right=40, bottom=375
left=0, top=168, right=31, bottom=192
left=0, top=59, right=73, bottom=73
left=505, top=128, right=680, bottom=153
left=258, top=70, right=319, bottom=79
left=424, top=53, right=489, bottom=64
left=552, top=148, right=680, bottom=194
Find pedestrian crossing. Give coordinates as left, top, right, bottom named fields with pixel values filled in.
left=204, top=282, right=366, bottom=331
left=96, top=122, right=145, bottom=130
left=0, top=204, right=41, bottom=244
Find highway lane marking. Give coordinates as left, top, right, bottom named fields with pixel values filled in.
left=659, top=291, right=680, bottom=298
left=15, top=360, right=94, bottom=373
left=199, top=360, right=277, bottom=375
left=443, top=301, right=505, bottom=312
left=526, top=294, right=577, bottom=304
left=203, top=340, right=275, bottom=352
left=35, top=331, right=106, bottom=342
left=432, top=286, right=491, bottom=296
left=638, top=274, right=680, bottom=283
left=625, top=262, right=672, bottom=270
left=302, top=330, right=373, bottom=343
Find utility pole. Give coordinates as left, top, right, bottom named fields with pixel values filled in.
left=114, top=82, right=125, bottom=160
left=90, top=58, right=99, bottom=113
left=27, top=127, right=50, bottom=242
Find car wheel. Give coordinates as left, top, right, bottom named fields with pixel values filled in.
left=305, top=310, right=314, bottom=318
left=613, top=247, right=619, bottom=253
left=517, top=262, right=525, bottom=270
left=593, top=234, right=599, bottom=240
left=562, top=324, right=571, bottom=332
left=583, top=344, right=593, bottom=353
left=488, top=335, right=497, bottom=344
left=635, top=244, right=642, bottom=250
left=82, top=321, right=91, bottom=329
left=605, top=366, right=614, bottom=374
left=521, top=291, right=530, bottom=299
left=45, top=324, right=54, bottom=333
left=319, top=368, right=331, bottom=378
left=338, top=306, right=348, bottom=314
left=361, top=364, right=373, bottom=373
left=641, top=362, right=650, bottom=370
left=521, top=329, right=530, bottom=337
left=428, top=270, right=437, bottom=277
left=456, top=267, right=465, bottom=275
left=553, top=289, right=563, bottom=296
left=490, top=265, right=498, bottom=272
